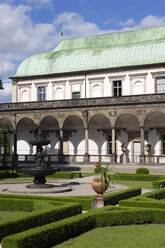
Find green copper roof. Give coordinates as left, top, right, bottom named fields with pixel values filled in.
left=14, top=26, right=165, bottom=77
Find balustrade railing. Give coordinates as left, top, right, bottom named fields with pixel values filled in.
left=1, top=154, right=165, bottom=164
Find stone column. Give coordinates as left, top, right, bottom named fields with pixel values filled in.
left=3, top=131, right=7, bottom=161
left=83, top=110, right=90, bottom=162
left=83, top=127, right=90, bottom=162
left=139, top=126, right=145, bottom=163
left=59, top=129, right=63, bottom=162
left=13, top=130, right=17, bottom=155
left=111, top=127, right=116, bottom=163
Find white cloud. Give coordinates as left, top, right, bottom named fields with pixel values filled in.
left=0, top=82, right=12, bottom=103
left=24, top=0, right=52, bottom=4
left=118, top=19, right=135, bottom=27
left=104, top=18, right=115, bottom=25
left=136, top=15, right=165, bottom=29
left=117, top=15, right=165, bottom=31
left=23, top=0, right=53, bottom=8
left=0, top=4, right=57, bottom=55
left=3, top=0, right=53, bottom=8
left=0, top=60, right=16, bottom=77
left=0, top=4, right=58, bottom=78
left=1, top=5, right=165, bottom=103
left=53, top=12, right=104, bottom=38
left=0, top=3, right=58, bottom=102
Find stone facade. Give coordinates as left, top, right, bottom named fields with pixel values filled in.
left=1, top=92, right=165, bottom=164
left=2, top=26, right=165, bottom=164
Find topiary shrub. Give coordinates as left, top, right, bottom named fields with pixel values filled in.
left=136, top=168, right=149, bottom=174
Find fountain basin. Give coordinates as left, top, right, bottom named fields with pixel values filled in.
left=22, top=167, right=58, bottom=189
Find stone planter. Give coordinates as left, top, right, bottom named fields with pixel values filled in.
left=91, top=178, right=109, bottom=199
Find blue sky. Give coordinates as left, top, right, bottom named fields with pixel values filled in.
left=1, top=0, right=165, bottom=102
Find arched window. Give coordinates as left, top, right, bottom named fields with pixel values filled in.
left=22, top=90, right=29, bottom=102
left=92, top=84, right=101, bottom=98
left=55, top=87, right=63, bottom=100
left=132, top=81, right=144, bottom=95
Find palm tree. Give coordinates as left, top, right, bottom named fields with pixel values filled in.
left=0, top=78, right=4, bottom=90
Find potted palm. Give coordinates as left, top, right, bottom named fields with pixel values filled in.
left=91, top=165, right=116, bottom=200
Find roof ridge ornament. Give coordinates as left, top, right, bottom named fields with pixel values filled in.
left=60, top=21, right=63, bottom=39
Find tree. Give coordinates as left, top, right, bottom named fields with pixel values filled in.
left=0, top=78, right=4, bottom=90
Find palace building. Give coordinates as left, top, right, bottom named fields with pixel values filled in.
left=1, top=25, right=165, bottom=164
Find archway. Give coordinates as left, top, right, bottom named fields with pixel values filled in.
left=0, top=118, right=13, bottom=161
left=39, top=116, right=59, bottom=156
left=115, top=113, right=140, bottom=163
left=88, top=114, right=111, bottom=161
left=63, top=115, right=85, bottom=160
left=144, top=111, right=165, bottom=159
left=16, top=117, right=37, bottom=155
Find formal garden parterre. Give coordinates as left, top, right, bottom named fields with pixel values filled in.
left=1, top=170, right=165, bottom=247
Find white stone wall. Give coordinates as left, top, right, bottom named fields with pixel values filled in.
left=13, top=67, right=165, bottom=103
left=17, top=130, right=35, bottom=154
left=148, top=129, right=160, bottom=155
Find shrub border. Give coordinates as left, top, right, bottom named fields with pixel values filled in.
left=3, top=206, right=165, bottom=248
left=0, top=195, right=81, bottom=241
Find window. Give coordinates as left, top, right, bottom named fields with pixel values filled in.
left=22, top=90, right=29, bottom=102
left=92, top=84, right=101, bottom=97
left=108, top=136, right=112, bottom=155
left=38, top=86, right=45, bottom=101
left=156, top=77, right=165, bottom=93
left=55, top=87, right=63, bottom=100
left=72, top=92, right=80, bottom=99
left=132, top=81, right=144, bottom=95
left=162, top=135, right=165, bottom=154
left=113, top=80, right=122, bottom=96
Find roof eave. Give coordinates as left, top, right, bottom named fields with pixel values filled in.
left=9, top=62, right=165, bottom=81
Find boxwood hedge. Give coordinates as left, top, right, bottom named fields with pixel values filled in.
left=0, top=186, right=141, bottom=243
left=37, top=187, right=141, bottom=210
left=119, top=188, right=165, bottom=209
left=116, top=173, right=165, bottom=181
left=0, top=195, right=81, bottom=242
left=3, top=206, right=165, bottom=248
left=153, top=179, right=165, bottom=189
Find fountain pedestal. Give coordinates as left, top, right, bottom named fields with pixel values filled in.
left=22, top=131, right=58, bottom=189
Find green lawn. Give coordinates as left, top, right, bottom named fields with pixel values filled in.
left=115, top=179, right=153, bottom=189
left=55, top=224, right=165, bottom=248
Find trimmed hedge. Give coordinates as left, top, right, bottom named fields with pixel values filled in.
left=0, top=187, right=141, bottom=242
left=116, top=173, right=165, bottom=181
left=136, top=167, right=149, bottom=174
left=41, top=187, right=141, bottom=210
left=3, top=206, right=165, bottom=248
left=0, top=171, right=18, bottom=179
left=0, top=195, right=81, bottom=242
left=119, top=188, right=165, bottom=209
left=47, top=171, right=82, bottom=179
left=153, top=180, right=165, bottom=189
left=0, top=171, right=82, bottom=179
left=0, top=198, right=34, bottom=211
